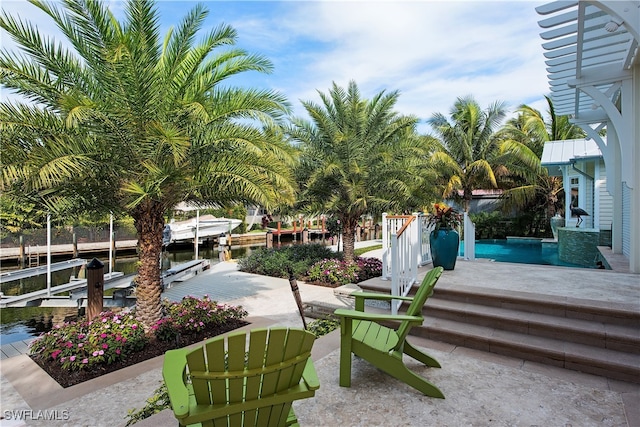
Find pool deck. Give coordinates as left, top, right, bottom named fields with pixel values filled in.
left=0, top=248, right=638, bottom=426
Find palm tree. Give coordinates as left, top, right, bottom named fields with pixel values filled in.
left=0, top=0, right=296, bottom=329
left=428, top=95, right=518, bottom=212
left=289, top=81, right=434, bottom=261
left=498, top=96, right=586, bottom=222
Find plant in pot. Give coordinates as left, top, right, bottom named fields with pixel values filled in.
left=427, top=203, right=463, bottom=270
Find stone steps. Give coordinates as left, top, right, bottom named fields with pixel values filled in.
left=358, top=281, right=640, bottom=384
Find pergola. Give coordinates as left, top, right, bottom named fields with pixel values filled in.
left=536, top=1, right=639, bottom=273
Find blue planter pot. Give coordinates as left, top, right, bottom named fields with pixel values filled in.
left=429, top=228, right=459, bottom=270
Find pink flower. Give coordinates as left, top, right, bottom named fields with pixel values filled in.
left=66, top=341, right=73, bottom=348
left=82, top=358, right=88, bottom=364
left=115, top=349, right=121, bottom=355
left=102, top=318, right=108, bottom=323
left=102, top=343, right=108, bottom=349
left=100, top=333, right=107, bottom=339
left=70, top=356, right=76, bottom=362
left=131, top=324, right=138, bottom=330
left=51, top=350, right=62, bottom=359
left=78, top=343, right=83, bottom=348
left=98, top=350, right=104, bottom=356
left=92, top=351, right=99, bottom=357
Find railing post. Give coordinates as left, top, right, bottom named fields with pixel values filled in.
left=391, top=233, right=399, bottom=315
left=464, top=212, right=476, bottom=261
left=382, top=212, right=390, bottom=279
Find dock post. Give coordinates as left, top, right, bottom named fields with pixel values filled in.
left=86, top=258, right=105, bottom=321
left=19, top=236, right=25, bottom=269
left=266, top=230, right=273, bottom=248
left=72, top=233, right=78, bottom=258
left=218, top=233, right=226, bottom=262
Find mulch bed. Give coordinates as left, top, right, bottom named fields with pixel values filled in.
left=30, top=319, right=249, bottom=388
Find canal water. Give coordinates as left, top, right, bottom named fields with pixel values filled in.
left=0, top=245, right=260, bottom=345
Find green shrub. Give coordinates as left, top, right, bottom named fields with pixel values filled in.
left=125, top=382, right=170, bottom=426
left=307, top=318, right=340, bottom=338
left=238, top=244, right=339, bottom=279
left=30, top=311, right=148, bottom=371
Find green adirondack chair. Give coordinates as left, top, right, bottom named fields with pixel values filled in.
left=162, top=327, right=319, bottom=427
left=334, top=266, right=445, bottom=398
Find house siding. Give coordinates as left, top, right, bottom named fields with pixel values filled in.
left=622, top=183, right=631, bottom=257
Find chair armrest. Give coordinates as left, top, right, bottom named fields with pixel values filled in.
left=353, top=291, right=415, bottom=302
left=334, top=308, right=423, bottom=324
left=301, top=358, right=320, bottom=390
left=352, top=291, right=415, bottom=311
left=162, top=349, right=190, bottom=419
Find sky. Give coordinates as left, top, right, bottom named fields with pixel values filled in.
left=0, top=0, right=552, bottom=133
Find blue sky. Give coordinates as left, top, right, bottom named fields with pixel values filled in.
left=1, top=0, right=551, bottom=133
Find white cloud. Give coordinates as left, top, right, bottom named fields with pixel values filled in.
left=1, top=0, right=554, bottom=130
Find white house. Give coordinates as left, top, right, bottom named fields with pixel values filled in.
left=536, top=1, right=639, bottom=273
left=541, top=138, right=613, bottom=241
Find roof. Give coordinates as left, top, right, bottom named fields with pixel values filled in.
left=541, top=138, right=603, bottom=166
left=536, top=1, right=639, bottom=122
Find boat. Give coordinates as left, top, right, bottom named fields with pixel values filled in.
left=163, top=215, right=242, bottom=246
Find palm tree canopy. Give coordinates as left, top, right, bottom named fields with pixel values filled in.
left=290, top=80, right=434, bottom=260
left=1, top=0, right=296, bottom=217
left=0, top=0, right=296, bottom=328
left=427, top=95, right=509, bottom=211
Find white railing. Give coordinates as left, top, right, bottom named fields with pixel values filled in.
left=418, top=214, right=433, bottom=265
left=382, top=213, right=423, bottom=314
left=463, top=212, right=476, bottom=260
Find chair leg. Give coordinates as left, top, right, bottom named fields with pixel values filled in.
left=390, top=360, right=445, bottom=398
left=404, top=341, right=441, bottom=368
left=339, top=319, right=353, bottom=387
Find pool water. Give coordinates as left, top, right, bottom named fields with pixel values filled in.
left=460, top=239, right=588, bottom=268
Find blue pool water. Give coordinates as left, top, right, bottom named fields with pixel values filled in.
left=460, top=239, right=588, bottom=268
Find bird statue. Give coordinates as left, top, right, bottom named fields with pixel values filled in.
left=570, top=206, right=589, bottom=227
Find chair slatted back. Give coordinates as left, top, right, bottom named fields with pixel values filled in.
left=394, top=266, right=443, bottom=344
left=185, top=328, right=315, bottom=426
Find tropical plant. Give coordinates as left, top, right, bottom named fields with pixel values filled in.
left=497, top=97, right=586, bottom=222
left=290, top=81, right=435, bottom=261
left=428, top=95, right=537, bottom=212
left=0, top=0, right=296, bottom=329
left=426, top=203, right=463, bottom=231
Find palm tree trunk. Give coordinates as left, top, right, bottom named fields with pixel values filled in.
left=133, top=201, right=165, bottom=331
left=342, top=218, right=358, bottom=262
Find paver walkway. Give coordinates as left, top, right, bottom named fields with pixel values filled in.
left=1, top=250, right=638, bottom=426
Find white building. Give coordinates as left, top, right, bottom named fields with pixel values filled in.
left=542, top=138, right=613, bottom=239
left=536, top=1, right=639, bottom=273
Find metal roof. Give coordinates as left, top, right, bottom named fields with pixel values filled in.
left=536, top=1, right=639, bottom=122
left=541, top=137, right=604, bottom=166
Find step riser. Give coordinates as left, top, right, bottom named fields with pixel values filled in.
left=424, top=304, right=640, bottom=354
left=366, top=281, right=640, bottom=384
left=432, top=289, right=640, bottom=328
left=409, top=324, right=640, bottom=384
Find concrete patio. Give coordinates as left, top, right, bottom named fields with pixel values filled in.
left=1, top=258, right=638, bottom=426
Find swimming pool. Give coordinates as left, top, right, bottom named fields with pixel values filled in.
left=460, top=239, right=588, bottom=268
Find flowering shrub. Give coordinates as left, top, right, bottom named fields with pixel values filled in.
left=356, top=257, right=383, bottom=281
left=307, top=258, right=359, bottom=285
left=153, top=295, right=248, bottom=341
left=30, top=311, right=147, bottom=371
left=427, top=203, right=463, bottom=231
left=308, top=256, right=383, bottom=286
